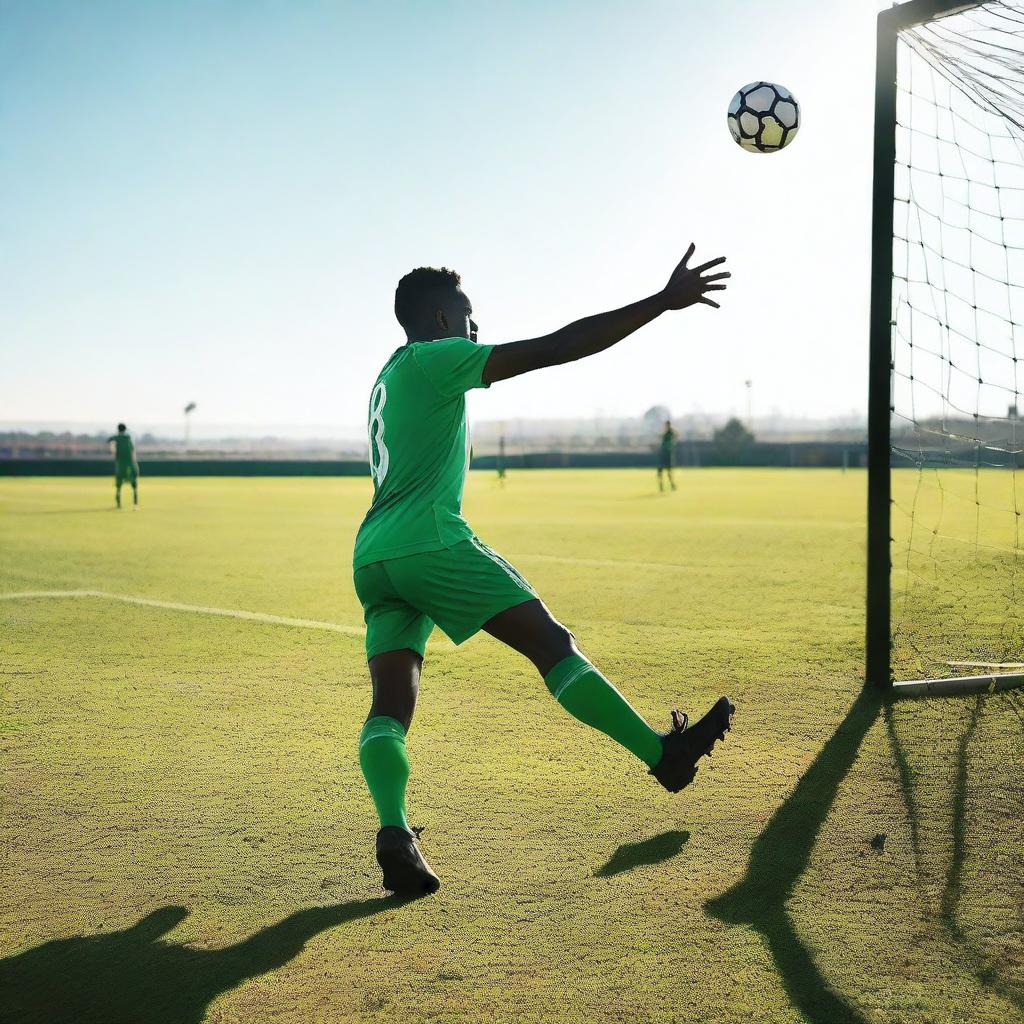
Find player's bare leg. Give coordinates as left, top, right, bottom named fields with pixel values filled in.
left=360, top=650, right=439, bottom=896
left=367, top=649, right=420, bottom=730
left=115, top=480, right=123, bottom=509
left=484, top=599, right=733, bottom=791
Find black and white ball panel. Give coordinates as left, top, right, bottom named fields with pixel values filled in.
left=727, top=81, right=800, bottom=153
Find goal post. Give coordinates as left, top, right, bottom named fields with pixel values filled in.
left=868, top=0, right=1024, bottom=696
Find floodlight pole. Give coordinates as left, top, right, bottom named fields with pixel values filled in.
left=867, top=0, right=986, bottom=693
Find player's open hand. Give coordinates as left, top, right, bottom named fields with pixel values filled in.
left=661, top=244, right=729, bottom=310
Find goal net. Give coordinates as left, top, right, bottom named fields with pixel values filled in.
left=871, top=0, right=1024, bottom=694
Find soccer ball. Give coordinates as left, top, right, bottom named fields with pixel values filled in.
left=727, top=82, right=800, bottom=153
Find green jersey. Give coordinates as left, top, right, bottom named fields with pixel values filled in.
left=353, top=337, right=494, bottom=569
left=660, top=428, right=676, bottom=454
left=108, top=433, right=136, bottom=468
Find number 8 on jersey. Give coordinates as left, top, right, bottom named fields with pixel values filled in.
left=369, top=381, right=389, bottom=486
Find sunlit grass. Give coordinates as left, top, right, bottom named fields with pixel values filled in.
left=1, top=471, right=1021, bottom=1023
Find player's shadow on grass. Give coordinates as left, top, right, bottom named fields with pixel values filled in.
left=706, top=687, right=882, bottom=1024
left=594, top=829, right=690, bottom=877
left=0, top=896, right=407, bottom=1024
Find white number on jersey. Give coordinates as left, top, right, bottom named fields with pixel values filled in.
left=368, top=381, right=389, bottom=486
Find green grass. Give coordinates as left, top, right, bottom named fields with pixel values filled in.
left=1, top=470, right=1022, bottom=1024
left=891, top=468, right=1024, bottom=678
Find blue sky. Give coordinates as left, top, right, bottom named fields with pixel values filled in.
left=1, top=0, right=886, bottom=436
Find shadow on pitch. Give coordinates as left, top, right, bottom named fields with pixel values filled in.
left=886, top=695, right=1024, bottom=1013
left=0, top=896, right=410, bottom=1024
left=595, top=829, right=690, bottom=877
left=706, top=687, right=882, bottom=1024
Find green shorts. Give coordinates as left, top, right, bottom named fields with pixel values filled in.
left=354, top=537, right=537, bottom=660
left=116, top=464, right=139, bottom=485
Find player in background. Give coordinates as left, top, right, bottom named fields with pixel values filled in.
left=108, top=423, right=139, bottom=509
left=658, top=419, right=678, bottom=492
left=496, top=429, right=506, bottom=486
left=354, top=245, right=734, bottom=895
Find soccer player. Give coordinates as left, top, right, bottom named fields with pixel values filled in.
left=658, top=419, right=678, bottom=492
left=354, top=245, right=734, bottom=895
left=108, top=423, right=139, bottom=509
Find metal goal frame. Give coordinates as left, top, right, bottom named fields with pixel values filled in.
left=867, top=0, right=1024, bottom=696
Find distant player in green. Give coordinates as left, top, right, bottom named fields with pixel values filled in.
left=658, top=419, right=678, bottom=492
left=355, top=246, right=735, bottom=895
left=108, top=423, right=139, bottom=509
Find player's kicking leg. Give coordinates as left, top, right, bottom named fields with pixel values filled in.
left=483, top=599, right=734, bottom=792
left=115, top=475, right=123, bottom=509
left=354, top=541, right=733, bottom=894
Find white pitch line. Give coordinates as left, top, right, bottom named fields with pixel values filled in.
left=0, top=590, right=366, bottom=637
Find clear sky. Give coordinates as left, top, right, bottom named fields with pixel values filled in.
left=1, top=0, right=890, bottom=436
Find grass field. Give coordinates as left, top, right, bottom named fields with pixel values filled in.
left=891, top=468, right=1024, bottom=679
left=2, top=469, right=1022, bottom=1024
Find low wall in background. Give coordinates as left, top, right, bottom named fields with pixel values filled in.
left=0, top=442, right=870, bottom=476
left=0, top=459, right=371, bottom=477
left=474, top=441, right=868, bottom=470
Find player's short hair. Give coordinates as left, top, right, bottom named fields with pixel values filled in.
left=394, top=267, right=461, bottom=334
left=117, top=423, right=126, bottom=432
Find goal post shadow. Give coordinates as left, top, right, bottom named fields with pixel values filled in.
left=706, top=688, right=881, bottom=1024
left=707, top=685, right=1024, bottom=1024
left=884, top=694, right=1024, bottom=1014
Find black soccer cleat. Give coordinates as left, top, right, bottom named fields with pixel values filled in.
left=375, top=826, right=441, bottom=896
left=649, top=696, right=735, bottom=793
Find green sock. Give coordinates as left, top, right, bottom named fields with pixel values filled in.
left=358, top=716, right=410, bottom=831
left=544, top=654, right=663, bottom=768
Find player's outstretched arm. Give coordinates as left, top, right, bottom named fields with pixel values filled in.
left=481, top=244, right=728, bottom=386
